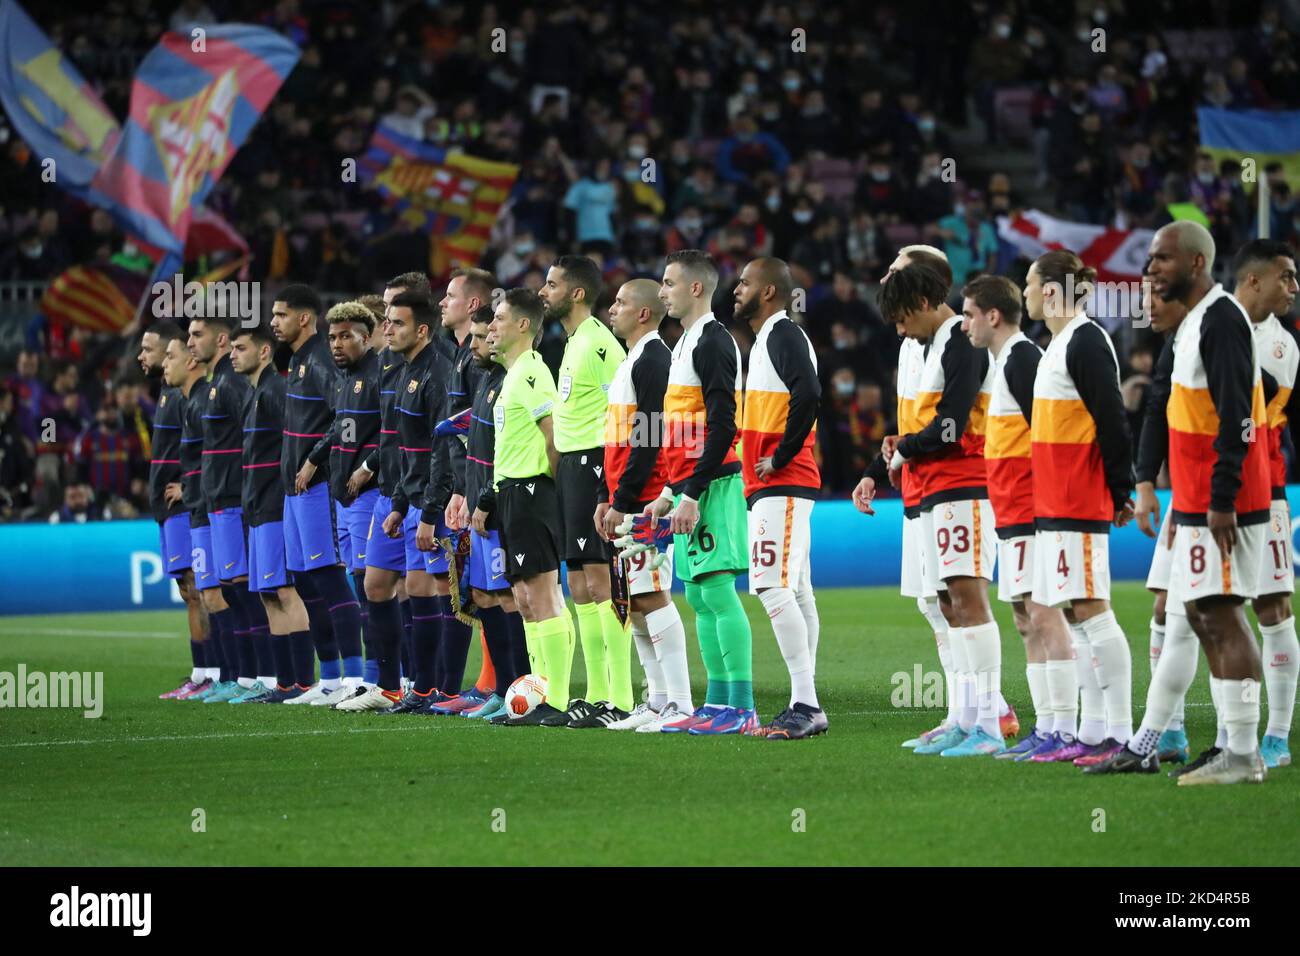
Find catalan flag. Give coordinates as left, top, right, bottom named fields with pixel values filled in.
left=1198, top=107, right=1300, bottom=194
left=360, top=123, right=519, bottom=279
left=40, top=264, right=148, bottom=333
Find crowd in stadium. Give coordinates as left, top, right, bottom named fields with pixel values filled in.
left=1, top=0, right=1298, bottom=521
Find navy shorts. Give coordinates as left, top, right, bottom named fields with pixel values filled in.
left=365, top=493, right=406, bottom=573
left=341, top=488, right=379, bottom=573
left=190, top=524, right=220, bottom=591
left=468, top=528, right=509, bottom=593
left=208, top=508, right=248, bottom=582
left=248, top=521, right=289, bottom=593
left=160, top=513, right=192, bottom=578
left=283, top=482, right=340, bottom=572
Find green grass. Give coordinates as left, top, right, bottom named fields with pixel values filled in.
left=1, top=584, right=1296, bottom=866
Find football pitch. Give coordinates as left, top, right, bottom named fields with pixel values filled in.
left=2, top=583, right=1296, bottom=867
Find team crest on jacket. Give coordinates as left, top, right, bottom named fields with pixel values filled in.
left=299, top=365, right=307, bottom=378
left=487, top=389, right=496, bottom=403
left=160, top=395, right=167, bottom=407
left=209, top=387, right=217, bottom=400
left=1276, top=342, right=1286, bottom=361
left=559, top=374, right=572, bottom=400
left=408, top=379, right=418, bottom=393
left=353, top=379, right=363, bottom=393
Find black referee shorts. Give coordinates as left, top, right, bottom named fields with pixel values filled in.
left=497, top=475, right=561, bottom=582
left=556, top=447, right=609, bottom=564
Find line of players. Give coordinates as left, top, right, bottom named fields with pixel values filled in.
left=853, top=228, right=1298, bottom=783
left=144, top=250, right=828, bottom=737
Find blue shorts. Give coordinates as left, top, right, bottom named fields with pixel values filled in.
left=160, top=514, right=192, bottom=578
left=248, top=521, right=289, bottom=593
left=190, top=524, right=220, bottom=590
left=341, top=488, right=379, bottom=573
left=208, top=508, right=248, bottom=582
left=336, top=501, right=353, bottom=570
left=421, top=512, right=453, bottom=575
left=365, top=493, right=406, bottom=573
left=469, top=528, right=509, bottom=593
left=283, top=482, right=340, bottom=572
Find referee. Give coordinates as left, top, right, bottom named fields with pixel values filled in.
left=473, top=288, right=570, bottom=726
left=539, top=255, right=626, bottom=726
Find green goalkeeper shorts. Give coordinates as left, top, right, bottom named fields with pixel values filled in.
left=674, top=472, right=748, bottom=584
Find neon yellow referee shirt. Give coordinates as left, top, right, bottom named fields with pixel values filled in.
left=493, top=350, right=558, bottom=485
left=553, top=315, right=625, bottom=453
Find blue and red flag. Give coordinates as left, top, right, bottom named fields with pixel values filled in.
left=0, top=0, right=122, bottom=199
left=90, top=24, right=299, bottom=256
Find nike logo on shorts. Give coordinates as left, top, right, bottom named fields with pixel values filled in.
left=169, top=555, right=182, bottom=563
left=310, top=552, right=322, bottom=560
left=264, top=572, right=274, bottom=579
left=224, top=562, right=235, bottom=570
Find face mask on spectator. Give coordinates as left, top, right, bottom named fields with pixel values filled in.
left=677, top=216, right=702, bottom=234
left=514, top=239, right=535, bottom=256
left=918, top=118, right=936, bottom=133
left=1076, top=27, right=1091, bottom=41
left=870, top=169, right=890, bottom=182
left=793, top=209, right=814, bottom=224
left=994, top=23, right=1011, bottom=39
left=22, top=242, right=42, bottom=258
left=1197, top=171, right=1215, bottom=184
left=1131, top=155, right=1149, bottom=169
left=953, top=202, right=966, bottom=216
left=627, top=143, right=646, bottom=160
left=755, top=56, right=773, bottom=71
left=1027, top=32, right=1044, bottom=48
left=742, top=82, right=759, bottom=96
left=1092, top=8, right=1108, bottom=24
left=622, top=166, right=640, bottom=182
left=765, top=194, right=781, bottom=211
left=782, top=77, right=800, bottom=92
left=835, top=378, right=855, bottom=396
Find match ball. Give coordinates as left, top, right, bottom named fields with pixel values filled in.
left=506, top=674, right=548, bottom=716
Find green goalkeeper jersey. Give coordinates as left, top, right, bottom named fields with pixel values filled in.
left=553, top=315, right=625, bottom=453
left=493, top=350, right=557, bottom=486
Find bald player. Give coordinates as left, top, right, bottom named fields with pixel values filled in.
left=596, top=278, right=692, bottom=730
left=734, top=257, right=826, bottom=739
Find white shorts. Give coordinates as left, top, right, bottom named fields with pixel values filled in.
left=996, top=533, right=1035, bottom=603
left=1031, top=529, right=1112, bottom=608
left=1257, top=500, right=1294, bottom=597
left=1167, top=521, right=1265, bottom=605
left=747, top=496, right=813, bottom=594
left=1146, top=506, right=1174, bottom=592
left=928, top=498, right=995, bottom=583
left=900, top=513, right=925, bottom=598
left=624, top=541, right=675, bottom=596
left=918, top=508, right=947, bottom=595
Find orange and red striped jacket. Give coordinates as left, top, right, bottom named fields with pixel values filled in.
left=602, top=331, right=671, bottom=511
left=985, top=332, right=1041, bottom=536
left=1168, top=286, right=1270, bottom=525
left=663, top=314, right=742, bottom=501
left=740, top=311, right=821, bottom=503
left=896, top=315, right=991, bottom=509
left=1253, top=312, right=1300, bottom=499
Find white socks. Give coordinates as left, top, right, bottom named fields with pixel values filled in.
left=1026, top=661, right=1048, bottom=733
left=965, top=621, right=1002, bottom=739
left=920, top=598, right=958, bottom=725
left=760, top=587, right=818, bottom=708
left=1045, top=658, right=1078, bottom=737
left=947, top=623, right=976, bottom=731
left=1082, top=610, right=1133, bottom=743
left=237, top=676, right=256, bottom=690
left=1210, top=674, right=1229, bottom=748
left=1131, top=608, right=1198, bottom=754
left=1148, top=616, right=1164, bottom=674
left=204, top=667, right=221, bottom=682
left=795, top=579, right=820, bottom=676
left=629, top=612, right=666, bottom=710
left=1071, top=624, right=1105, bottom=745
left=1260, top=617, right=1299, bottom=740
left=645, top=603, right=692, bottom=711
left=1214, top=676, right=1261, bottom=756
left=321, top=677, right=342, bottom=691
left=190, top=667, right=204, bottom=684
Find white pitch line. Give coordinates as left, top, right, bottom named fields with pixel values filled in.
left=0, top=628, right=178, bottom=639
